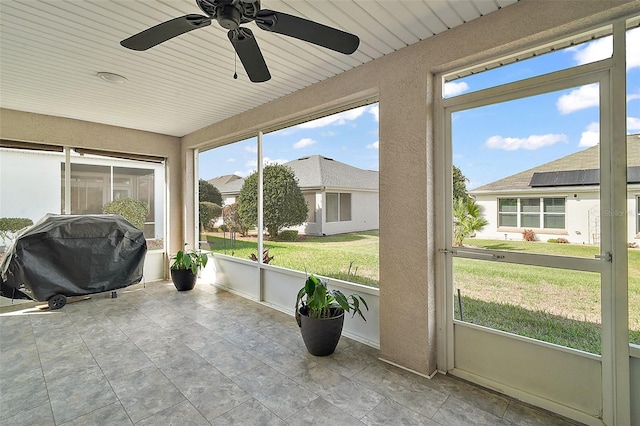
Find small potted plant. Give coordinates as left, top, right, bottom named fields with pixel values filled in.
left=295, top=274, right=368, bottom=356
left=170, top=244, right=208, bottom=291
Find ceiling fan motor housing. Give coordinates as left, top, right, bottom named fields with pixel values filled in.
left=197, top=0, right=260, bottom=30
left=217, top=5, right=241, bottom=29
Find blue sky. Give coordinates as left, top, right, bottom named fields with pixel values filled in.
left=200, top=28, right=639, bottom=190
left=199, top=104, right=379, bottom=180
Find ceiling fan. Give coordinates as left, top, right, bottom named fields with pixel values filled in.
left=120, top=0, right=360, bottom=83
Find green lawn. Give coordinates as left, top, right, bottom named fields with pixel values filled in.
left=456, top=238, right=640, bottom=352
left=204, top=231, right=380, bottom=287
left=203, top=231, right=640, bottom=351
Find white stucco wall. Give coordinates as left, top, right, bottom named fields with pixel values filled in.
left=473, top=191, right=639, bottom=245
left=0, top=149, right=61, bottom=221
left=320, top=190, right=379, bottom=236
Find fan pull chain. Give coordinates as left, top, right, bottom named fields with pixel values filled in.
left=233, top=54, right=238, bottom=79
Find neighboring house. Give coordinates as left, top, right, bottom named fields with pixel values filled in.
left=210, top=155, right=379, bottom=236
left=207, top=174, right=243, bottom=191
left=471, top=134, right=640, bottom=244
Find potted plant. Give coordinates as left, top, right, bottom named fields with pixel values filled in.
left=295, top=274, right=368, bottom=356
left=170, top=244, right=208, bottom=291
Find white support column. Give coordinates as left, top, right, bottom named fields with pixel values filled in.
left=64, top=147, right=71, bottom=214
left=257, top=132, right=264, bottom=258
left=257, top=132, right=264, bottom=301
left=194, top=148, right=200, bottom=245
left=601, top=19, right=630, bottom=426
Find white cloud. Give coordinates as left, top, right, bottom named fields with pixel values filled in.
left=444, top=81, right=470, bottom=97
left=571, top=36, right=612, bottom=65
left=369, top=104, right=379, bottom=122
left=628, top=27, right=640, bottom=70
left=628, top=91, right=640, bottom=102
left=556, top=83, right=599, bottom=114
left=366, top=141, right=379, bottom=149
left=293, top=138, right=316, bottom=149
left=296, top=106, right=367, bottom=129
left=226, top=158, right=236, bottom=163
left=485, top=133, right=568, bottom=151
left=579, top=122, right=599, bottom=147
left=628, top=117, right=640, bottom=132
left=244, top=145, right=257, bottom=153
left=263, top=157, right=289, bottom=166
left=243, top=157, right=289, bottom=177
left=569, top=28, right=639, bottom=70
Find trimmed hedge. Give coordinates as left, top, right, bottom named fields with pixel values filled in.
left=279, top=230, right=299, bottom=241
left=103, top=198, right=148, bottom=230
left=0, top=217, right=34, bottom=245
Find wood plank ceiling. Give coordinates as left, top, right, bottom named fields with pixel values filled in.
left=0, top=0, right=517, bottom=137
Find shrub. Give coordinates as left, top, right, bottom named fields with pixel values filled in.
left=522, top=229, right=536, bottom=242
left=0, top=217, right=34, bottom=245
left=238, top=164, right=308, bottom=238
left=222, top=203, right=249, bottom=236
left=547, top=239, right=557, bottom=243
left=556, top=237, right=569, bottom=244
left=453, top=198, right=488, bottom=246
left=103, top=198, right=149, bottom=230
left=279, top=230, right=299, bottom=241
left=199, top=179, right=223, bottom=205
left=199, top=201, right=222, bottom=231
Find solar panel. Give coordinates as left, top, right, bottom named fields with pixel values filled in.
left=530, top=166, right=640, bottom=187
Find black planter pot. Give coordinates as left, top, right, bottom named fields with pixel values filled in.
left=170, top=269, right=197, bottom=291
left=298, top=308, right=345, bottom=356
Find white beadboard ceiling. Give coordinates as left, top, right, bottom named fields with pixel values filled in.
left=0, top=0, right=517, bottom=137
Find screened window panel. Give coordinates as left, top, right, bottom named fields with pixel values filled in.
left=544, top=215, right=565, bottom=229
left=305, top=193, right=316, bottom=222
left=521, top=214, right=540, bottom=228
left=499, top=214, right=517, bottom=227
left=637, top=196, right=640, bottom=233
left=340, top=193, right=352, bottom=221
left=326, top=193, right=339, bottom=222
left=520, top=198, right=540, bottom=213
left=544, top=198, right=566, bottom=213
left=499, top=198, right=517, bottom=213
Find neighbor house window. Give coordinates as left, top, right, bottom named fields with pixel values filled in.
left=498, top=198, right=517, bottom=226
left=326, top=192, right=351, bottom=222
left=543, top=198, right=566, bottom=229
left=498, top=197, right=565, bottom=229
left=520, top=198, right=540, bottom=228
left=637, top=196, right=640, bottom=233
left=305, top=193, right=316, bottom=222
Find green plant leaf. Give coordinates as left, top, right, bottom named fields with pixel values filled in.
left=333, top=290, right=349, bottom=312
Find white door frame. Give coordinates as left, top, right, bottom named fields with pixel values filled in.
left=434, top=19, right=630, bottom=425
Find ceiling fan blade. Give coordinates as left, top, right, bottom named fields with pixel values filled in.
left=228, top=28, right=271, bottom=83
left=121, top=14, right=212, bottom=51
left=255, top=10, right=359, bottom=55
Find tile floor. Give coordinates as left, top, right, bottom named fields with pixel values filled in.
left=0, top=281, right=582, bottom=425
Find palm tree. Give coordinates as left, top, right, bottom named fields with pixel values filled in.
left=453, top=198, right=488, bottom=246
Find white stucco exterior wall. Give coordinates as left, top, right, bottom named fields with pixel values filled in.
left=0, top=150, right=61, bottom=220
left=475, top=190, right=639, bottom=245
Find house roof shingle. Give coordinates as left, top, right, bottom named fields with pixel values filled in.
left=213, top=155, right=379, bottom=195
left=471, top=133, right=640, bottom=193
left=207, top=174, right=243, bottom=189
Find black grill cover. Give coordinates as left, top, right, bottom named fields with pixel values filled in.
left=0, top=214, right=147, bottom=302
